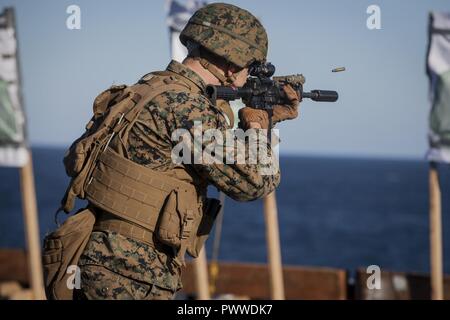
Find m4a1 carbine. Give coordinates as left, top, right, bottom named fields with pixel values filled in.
left=206, top=62, right=339, bottom=115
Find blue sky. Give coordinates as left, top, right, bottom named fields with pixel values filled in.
left=1, top=0, right=450, bottom=158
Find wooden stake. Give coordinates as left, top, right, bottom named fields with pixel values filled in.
left=19, top=151, right=45, bottom=300
left=429, top=162, right=444, bottom=300
left=263, top=191, right=285, bottom=300
left=193, top=247, right=210, bottom=300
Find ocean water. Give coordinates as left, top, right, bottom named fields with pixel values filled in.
left=1, top=147, right=450, bottom=274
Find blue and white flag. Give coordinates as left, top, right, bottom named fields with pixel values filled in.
left=0, top=7, right=28, bottom=167
left=165, top=0, right=205, bottom=62
left=426, top=12, right=450, bottom=164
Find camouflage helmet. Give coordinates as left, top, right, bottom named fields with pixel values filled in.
left=180, top=3, right=268, bottom=69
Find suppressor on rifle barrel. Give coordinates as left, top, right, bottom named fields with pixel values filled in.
left=302, top=90, right=338, bottom=102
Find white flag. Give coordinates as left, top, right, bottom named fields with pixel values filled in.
left=0, top=7, right=28, bottom=167
left=426, top=12, right=450, bottom=164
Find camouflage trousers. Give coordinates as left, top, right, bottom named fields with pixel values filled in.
left=78, top=265, right=175, bottom=300
left=78, top=231, right=182, bottom=300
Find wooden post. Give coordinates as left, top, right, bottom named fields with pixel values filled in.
left=19, top=151, right=45, bottom=300
left=2, top=7, right=45, bottom=300
left=263, top=191, right=285, bottom=300
left=209, top=192, right=225, bottom=296
left=193, top=247, right=210, bottom=300
left=429, top=162, right=443, bottom=300
left=212, top=192, right=226, bottom=263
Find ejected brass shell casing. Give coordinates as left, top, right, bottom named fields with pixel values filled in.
left=332, top=67, right=346, bottom=73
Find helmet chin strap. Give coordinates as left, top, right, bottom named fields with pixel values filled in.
left=195, top=57, right=236, bottom=86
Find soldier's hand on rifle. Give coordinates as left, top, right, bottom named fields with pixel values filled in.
left=272, top=84, right=300, bottom=125
left=238, top=108, right=270, bottom=129
left=238, top=84, right=300, bottom=130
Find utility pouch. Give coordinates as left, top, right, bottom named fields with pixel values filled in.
left=42, top=207, right=95, bottom=300
left=155, top=189, right=186, bottom=249
left=156, top=192, right=221, bottom=259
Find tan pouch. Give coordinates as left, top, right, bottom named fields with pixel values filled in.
left=42, top=207, right=95, bottom=300
left=156, top=191, right=220, bottom=258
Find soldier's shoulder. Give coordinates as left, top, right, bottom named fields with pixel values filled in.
left=140, top=70, right=194, bottom=93
left=135, top=70, right=220, bottom=119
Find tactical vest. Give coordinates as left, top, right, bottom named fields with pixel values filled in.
left=60, top=71, right=222, bottom=267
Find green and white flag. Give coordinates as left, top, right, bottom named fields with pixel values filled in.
left=0, top=7, right=28, bottom=167
left=427, top=12, right=450, bottom=164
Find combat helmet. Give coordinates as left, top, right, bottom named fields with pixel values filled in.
left=180, top=3, right=268, bottom=69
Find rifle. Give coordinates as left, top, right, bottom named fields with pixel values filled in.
left=206, top=62, right=339, bottom=119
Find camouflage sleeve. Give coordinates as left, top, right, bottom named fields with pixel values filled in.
left=166, top=91, right=280, bottom=202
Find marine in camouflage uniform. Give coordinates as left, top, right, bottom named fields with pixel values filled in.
left=78, top=3, right=298, bottom=300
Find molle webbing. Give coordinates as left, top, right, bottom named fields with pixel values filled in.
left=85, top=147, right=197, bottom=233
left=93, top=211, right=156, bottom=249
left=60, top=74, right=185, bottom=214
